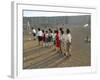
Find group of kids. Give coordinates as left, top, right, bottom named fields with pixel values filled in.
left=32, top=27, right=72, bottom=57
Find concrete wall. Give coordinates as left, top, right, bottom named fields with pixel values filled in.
left=67, top=15, right=91, bottom=25
left=23, top=15, right=91, bottom=29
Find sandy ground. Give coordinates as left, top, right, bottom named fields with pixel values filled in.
left=23, top=24, right=91, bottom=69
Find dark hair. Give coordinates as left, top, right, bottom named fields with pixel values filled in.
left=61, top=30, right=64, bottom=35
left=54, top=30, right=56, bottom=33
left=66, top=28, right=70, bottom=34
left=50, top=30, right=52, bottom=33
left=56, top=30, right=58, bottom=34
left=38, top=28, right=40, bottom=31
left=42, top=30, right=44, bottom=33
left=59, top=28, right=62, bottom=31
left=46, top=31, right=48, bottom=33
left=49, top=28, right=51, bottom=31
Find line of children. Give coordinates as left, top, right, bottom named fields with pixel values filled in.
left=36, top=28, right=72, bottom=57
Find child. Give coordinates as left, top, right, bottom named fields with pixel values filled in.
left=37, top=28, right=43, bottom=46
left=45, top=31, right=49, bottom=47
left=48, top=29, right=52, bottom=47
left=32, top=27, right=36, bottom=40
left=55, top=30, right=60, bottom=53
left=59, top=28, right=63, bottom=54
left=49, top=29, right=54, bottom=46
left=42, top=30, right=45, bottom=47
left=60, top=30, right=66, bottom=56
left=50, top=30, right=54, bottom=46
left=66, top=28, right=72, bottom=57
left=53, top=30, right=56, bottom=45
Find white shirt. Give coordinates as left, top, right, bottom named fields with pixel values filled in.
left=37, top=31, right=43, bottom=36
left=59, top=31, right=61, bottom=40
left=45, top=33, right=49, bottom=38
left=32, top=29, right=36, bottom=33
left=61, top=34, right=66, bottom=41
left=61, top=33, right=72, bottom=43
left=67, top=33, right=72, bottom=43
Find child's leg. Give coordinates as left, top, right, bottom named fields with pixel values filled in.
left=56, top=47, right=60, bottom=53
left=67, top=43, right=71, bottom=56
left=64, top=42, right=68, bottom=56
left=38, top=36, right=40, bottom=45
left=45, top=42, right=47, bottom=47
left=43, top=42, right=46, bottom=47
left=61, top=41, right=65, bottom=55
left=60, top=41, right=62, bottom=53
left=69, top=45, right=72, bottom=55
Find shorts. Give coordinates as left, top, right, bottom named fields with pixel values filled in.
left=33, top=33, right=36, bottom=36
left=48, top=36, right=52, bottom=42
left=45, top=37, right=49, bottom=42
left=38, top=36, right=42, bottom=41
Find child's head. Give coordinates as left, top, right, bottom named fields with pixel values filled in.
left=54, top=30, right=56, bottom=33
left=46, top=31, right=48, bottom=33
left=49, top=28, right=51, bottom=32
left=50, top=30, right=52, bottom=33
left=66, top=28, right=70, bottom=34
left=61, top=30, right=64, bottom=35
left=42, top=30, right=44, bottom=33
left=38, top=28, right=40, bottom=31
left=59, top=28, right=62, bottom=31
left=56, top=30, right=58, bottom=34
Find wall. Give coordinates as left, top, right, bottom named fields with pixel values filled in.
left=23, top=15, right=90, bottom=30
left=67, top=15, right=90, bottom=25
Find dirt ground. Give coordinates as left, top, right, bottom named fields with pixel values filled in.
left=23, top=24, right=91, bottom=69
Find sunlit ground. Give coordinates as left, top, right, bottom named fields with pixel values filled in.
left=23, top=24, right=91, bottom=69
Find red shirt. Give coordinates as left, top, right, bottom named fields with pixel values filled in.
left=55, top=32, right=60, bottom=48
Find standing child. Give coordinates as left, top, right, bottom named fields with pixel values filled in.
left=66, top=28, right=72, bottom=57
left=50, top=30, right=54, bottom=46
left=45, top=31, right=49, bottom=47
left=42, top=30, right=45, bottom=47
left=37, top=28, right=43, bottom=46
left=32, top=27, right=36, bottom=40
left=49, top=29, right=54, bottom=46
left=48, top=29, right=52, bottom=47
left=55, top=30, right=60, bottom=53
left=59, top=28, right=63, bottom=54
left=60, top=30, right=66, bottom=56
left=53, top=30, right=56, bottom=45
